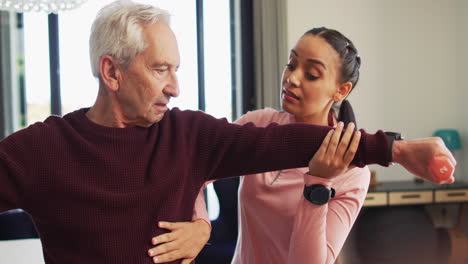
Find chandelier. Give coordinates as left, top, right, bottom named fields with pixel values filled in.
left=0, top=0, right=88, bottom=13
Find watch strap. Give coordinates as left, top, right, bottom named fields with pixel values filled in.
left=385, top=132, right=403, bottom=162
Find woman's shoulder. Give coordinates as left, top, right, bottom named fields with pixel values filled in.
left=236, top=108, right=293, bottom=126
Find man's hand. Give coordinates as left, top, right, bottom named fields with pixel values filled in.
left=392, top=137, right=456, bottom=184
left=308, top=122, right=361, bottom=178
left=148, top=219, right=211, bottom=264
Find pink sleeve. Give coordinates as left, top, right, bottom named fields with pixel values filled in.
left=287, top=168, right=370, bottom=263
left=191, top=110, right=263, bottom=224
left=191, top=183, right=212, bottom=227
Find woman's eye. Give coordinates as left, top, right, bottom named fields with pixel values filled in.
left=286, top=64, right=296, bottom=70
left=305, top=73, right=318, bottom=80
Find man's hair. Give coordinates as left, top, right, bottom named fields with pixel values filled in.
left=89, top=0, right=171, bottom=78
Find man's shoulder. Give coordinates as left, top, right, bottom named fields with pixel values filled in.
left=165, top=107, right=230, bottom=124
left=9, top=109, right=83, bottom=139
left=32, top=111, right=80, bottom=134
left=0, top=114, right=71, bottom=151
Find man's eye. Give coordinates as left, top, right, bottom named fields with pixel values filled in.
left=154, top=68, right=168, bottom=73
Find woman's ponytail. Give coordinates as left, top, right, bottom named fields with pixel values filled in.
left=337, top=99, right=357, bottom=128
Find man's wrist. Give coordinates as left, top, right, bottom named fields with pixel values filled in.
left=391, top=139, right=405, bottom=164
left=385, top=132, right=403, bottom=163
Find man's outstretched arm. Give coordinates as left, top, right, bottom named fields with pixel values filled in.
left=177, top=110, right=456, bottom=185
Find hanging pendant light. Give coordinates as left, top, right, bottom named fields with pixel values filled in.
left=0, top=0, right=88, bottom=13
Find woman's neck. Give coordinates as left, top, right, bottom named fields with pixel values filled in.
left=294, top=114, right=330, bottom=126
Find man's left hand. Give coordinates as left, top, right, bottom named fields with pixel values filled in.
left=148, top=219, right=211, bottom=264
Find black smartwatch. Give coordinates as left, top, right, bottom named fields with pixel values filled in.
left=303, top=184, right=336, bottom=205
left=385, top=132, right=403, bottom=162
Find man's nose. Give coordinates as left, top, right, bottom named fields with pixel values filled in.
left=164, top=73, right=179, bottom=97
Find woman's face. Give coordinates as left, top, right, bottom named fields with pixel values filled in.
left=281, top=34, right=345, bottom=124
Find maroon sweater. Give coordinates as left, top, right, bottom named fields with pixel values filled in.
left=0, top=108, right=389, bottom=264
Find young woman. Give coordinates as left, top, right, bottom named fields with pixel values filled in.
left=229, top=27, right=366, bottom=264
left=147, top=27, right=455, bottom=264
left=227, top=27, right=366, bottom=264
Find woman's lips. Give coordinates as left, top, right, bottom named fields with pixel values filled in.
left=282, top=89, right=299, bottom=101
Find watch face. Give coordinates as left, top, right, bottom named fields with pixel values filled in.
left=309, top=187, right=330, bottom=205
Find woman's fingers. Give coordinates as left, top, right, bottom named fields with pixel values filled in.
left=308, top=122, right=360, bottom=178
left=335, top=122, right=356, bottom=160
left=325, top=122, right=344, bottom=157
left=315, top=129, right=334, bottom=158
left=343, top=130, right=361, bottom=165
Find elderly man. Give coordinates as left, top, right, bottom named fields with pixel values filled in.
left=0, top=1, right=455, bottom=264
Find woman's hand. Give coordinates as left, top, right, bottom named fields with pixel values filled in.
left=148, top=219, right=211, bottom=264
left=308, top=122, right=361, bottom=178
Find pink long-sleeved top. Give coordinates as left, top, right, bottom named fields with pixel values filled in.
left=194, top=108, right=370, bottom=264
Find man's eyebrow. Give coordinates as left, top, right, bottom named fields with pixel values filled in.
left=290, top=49, right=327, bottom=70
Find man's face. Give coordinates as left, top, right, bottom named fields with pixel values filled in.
left=116, top=21, right=180, bottom=127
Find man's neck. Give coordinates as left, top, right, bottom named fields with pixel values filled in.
left=86, top=96, right=128, bottom=128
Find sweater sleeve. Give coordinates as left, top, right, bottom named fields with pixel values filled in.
left=0, top=133, right=29, bottom=213
left=287, top=168, right=370, bottom=263
left=183, top=110, right=390, bottom=181
left=0, top=155, right=20, bottom=212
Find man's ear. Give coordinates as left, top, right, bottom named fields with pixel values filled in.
left=333, top=81, right=353, bottom=102
left=99, top=55, right=121, bottom=92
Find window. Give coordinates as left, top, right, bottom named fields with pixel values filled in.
left=203, top=0, right=233, bottom=120
left=23, top=13, right=51, bottom=125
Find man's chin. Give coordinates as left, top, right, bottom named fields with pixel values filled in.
left=150, top=111, right=167, bottom=124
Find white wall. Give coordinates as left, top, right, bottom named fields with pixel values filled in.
left=286, top=0, right=468, bottom=182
